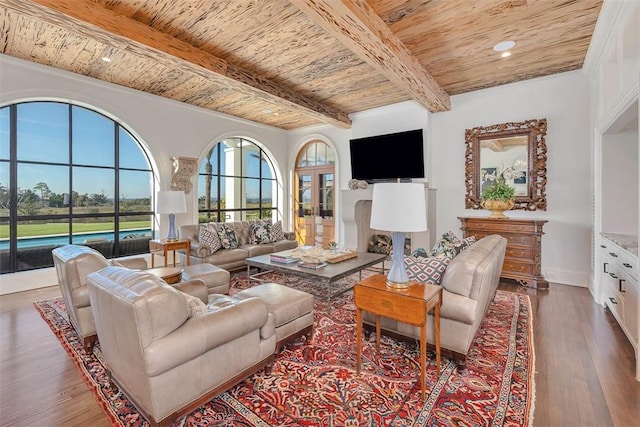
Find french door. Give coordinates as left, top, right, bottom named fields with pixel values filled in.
left=294, top=167, right=334, bottom=247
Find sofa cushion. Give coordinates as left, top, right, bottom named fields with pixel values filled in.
left=250, top=222, right=274, bottom=244
left=217, top=224, right=239, bottom=249
left=271, top=220, right=285, bottom=241
left=199, top=225, right=222, bottom=253
left=405, top=256, right=451, bottom=285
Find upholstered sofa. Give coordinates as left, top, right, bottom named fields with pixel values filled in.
left=52, top=244, right=148, bottom=353
left=87, top=266, right=276, bottom=427
left=179, top=220, right=298, bottom=271
left=363, top=234, right=507, bottom=366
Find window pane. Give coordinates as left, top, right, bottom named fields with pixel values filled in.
left=261, top=153, right=273, bottom=179
left=242, top=210, right=261, bottom=221
left=261, top=178, right=274, bottom=209
left=72, top=167, right=114, bottom=213
left=198, top=174, right=219, bottom=211
left=16, top=218, right=71, bottom=271
left=119, top=170, right=152, bottom=212
left=118, top=216, right=151, bottom=256
left=304, top=144, right=316, bottom=166
left=223, top=177, right=241, bottom=220
left=0, top=107, right=9, bottom=160
left=220, top=140, right=237, bottom=176
left=17, top=102, right=69, bottom=163
left=316, top=143, right=327, bottom=165
left=244, top=144, right=260, bottom=178
left=245, top=178, right=260, bottom=208
left=326, top=146, right=335, bottom=164
left=72, top=106, right=114, bottom=167
left=119, top=128, right=149, bottom=170
left=0, top=162, right=8, bottom=217
left=200, top=145, right=219, bottom=175
left=16, top=164, right=68, bottom=216
left=72, top=219, right=115, bottom=257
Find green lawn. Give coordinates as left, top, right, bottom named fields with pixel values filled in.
left=0, top=221, right=151, bottom=239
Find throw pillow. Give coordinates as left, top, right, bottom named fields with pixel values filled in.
left=250, top=222, right=273, bottom=244
left=405, top=256, right=451, bottom=285
left=270, top=220, right=285, bottom=241
left=198, top=225, right=222, bottom=253
left=217, top=224, right=239, bottom=249
left=429, top=231, right=465, bottom=259
left=411, top=247, right=429, bottom=258
left=183, top=292, right=208, bottom=318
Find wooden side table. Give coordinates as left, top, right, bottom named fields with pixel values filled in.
left=149, top=239, right=191, bottom=268
left=354, top=274, right=442, bottom=400
left=146, top=266, right=183, bottom=285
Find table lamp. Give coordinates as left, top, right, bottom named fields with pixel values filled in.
left=370, top=182, right=427, bottom=288
left=156, top=190, right=187, bottom=241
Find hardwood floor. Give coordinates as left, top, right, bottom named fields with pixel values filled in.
left=1, top=281, right=639, bottom=426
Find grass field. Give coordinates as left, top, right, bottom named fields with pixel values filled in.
left=0, top=221, right=151, bottom=239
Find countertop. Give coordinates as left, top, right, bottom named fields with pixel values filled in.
left=601, top=233, right=638, bottom=257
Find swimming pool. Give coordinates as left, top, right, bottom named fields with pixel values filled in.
left=0, top=229, right=152, bottom=250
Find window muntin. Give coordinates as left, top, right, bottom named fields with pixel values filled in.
left=1, top=101, right=154, bottom=274
left=198, top=138, right=278, bottom=224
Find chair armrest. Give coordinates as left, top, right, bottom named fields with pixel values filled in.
left=284, top=231, right=295, bottom=241
left=172, top=279, right=208, bottom=304
left=112, top=257, right=148, bottom=270
left=144, top=297, right=270, bottom=376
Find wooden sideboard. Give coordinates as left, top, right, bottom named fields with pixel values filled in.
left=458, top=217, right=548, bottom=290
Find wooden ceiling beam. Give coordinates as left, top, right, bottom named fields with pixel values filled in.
left=3, top=0, right=352, bottom=128
left=290, top=0, right=450, bottom=112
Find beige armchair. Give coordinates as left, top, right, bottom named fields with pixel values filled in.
left=87, top=266, right=276, bottom=427
left=51, top=244, right=148, bottom=353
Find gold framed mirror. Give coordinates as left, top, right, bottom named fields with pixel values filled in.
left=465, top=118, right=547, bottom=211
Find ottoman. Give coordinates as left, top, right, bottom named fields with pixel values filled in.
left=236, top=283, right=314, bottom=351
left=182, top=264, right=230, bottom=295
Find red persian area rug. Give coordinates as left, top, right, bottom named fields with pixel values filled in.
left=34, top=272, right=535, bottom=426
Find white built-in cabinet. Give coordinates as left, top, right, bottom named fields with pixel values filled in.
left=590, top=0, right=640, bottom=381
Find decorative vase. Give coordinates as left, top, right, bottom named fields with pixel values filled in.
left=481, top=199, right=515, bottom=219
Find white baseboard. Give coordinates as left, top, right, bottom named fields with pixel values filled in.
left=542, top=267, right=589, bottom=288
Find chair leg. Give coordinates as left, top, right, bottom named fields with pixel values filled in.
left=83, top=334, right=97, bottom=354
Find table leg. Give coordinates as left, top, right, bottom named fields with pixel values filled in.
left=163, top=247, right=169, bottom=267
left=420, top=324, right=426, bottom=400
left=375, top=315, right=381, bottom=352
left=356, top=308, right=362, bottom=375
left=435, top=301, right=441, bottom=377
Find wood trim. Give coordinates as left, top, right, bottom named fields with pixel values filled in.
left=6, top=0, right=352, bottom=128
left=290, top=0, right=450, bottom=112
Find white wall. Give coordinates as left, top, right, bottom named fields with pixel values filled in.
left=0, top=54, right=290, bottom=293
left=430, top=70, right=593, bottom=287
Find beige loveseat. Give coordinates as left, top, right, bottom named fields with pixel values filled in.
left=364, top=234, right=507, bottom=366
left=180, top=220, right=298, bottom=271
left=52, top=244, right=148, bottom=353
left=87, top=266, right=276, bottom=427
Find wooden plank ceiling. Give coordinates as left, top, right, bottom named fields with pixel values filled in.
left=0, top=0, right=602, bottom=130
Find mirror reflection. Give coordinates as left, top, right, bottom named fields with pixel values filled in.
left=480, top=136, right=528, bottom=197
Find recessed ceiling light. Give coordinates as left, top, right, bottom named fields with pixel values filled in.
left=101, top=57, right=112, bottom=62
left=501, top=51, right=512, bottom=58
left=493, top=40, right=515, bottom=52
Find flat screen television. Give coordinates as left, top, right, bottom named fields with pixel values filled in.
left=349, top=129, right=424, bottom=183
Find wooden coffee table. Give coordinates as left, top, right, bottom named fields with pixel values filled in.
left=146, top=266, right=183, bottom=284
left=354, top=274, right=442, bottom=400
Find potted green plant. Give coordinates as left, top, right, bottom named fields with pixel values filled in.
left=481, top=175, right=516, bottom=218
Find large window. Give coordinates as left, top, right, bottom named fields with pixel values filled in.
left=198, top=138, right=278, bottom=222
left=0, top=101, right=154, bottom=274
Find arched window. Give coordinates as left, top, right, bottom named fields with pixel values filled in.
left=0, top=101, right=155, bottom=274
left=198, top=138, right=278, bottom=222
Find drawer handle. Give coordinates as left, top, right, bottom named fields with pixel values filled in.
left=619, top=278, right=626, bottom=293
left=609, top=272, right=617, bottom=279
left=609, top=252, right=618, bottom=257
left=609, top=297, right=618, bottom=305
left=623, top=263, right=633, bottom=269
left=600, top=244, right=606, bottom=248
left=603, top=262, right=608, bottom=273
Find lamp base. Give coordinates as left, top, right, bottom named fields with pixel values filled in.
left=165, top=213, right=179, bottom=241
left=384, top=231, right=413, bottom=289
left=385, top=279, right=412, bottom=290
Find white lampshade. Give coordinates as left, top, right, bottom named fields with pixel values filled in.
left=370, top=183, right=427, bottom=232
left=156, top=191, right=187, bottom=214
